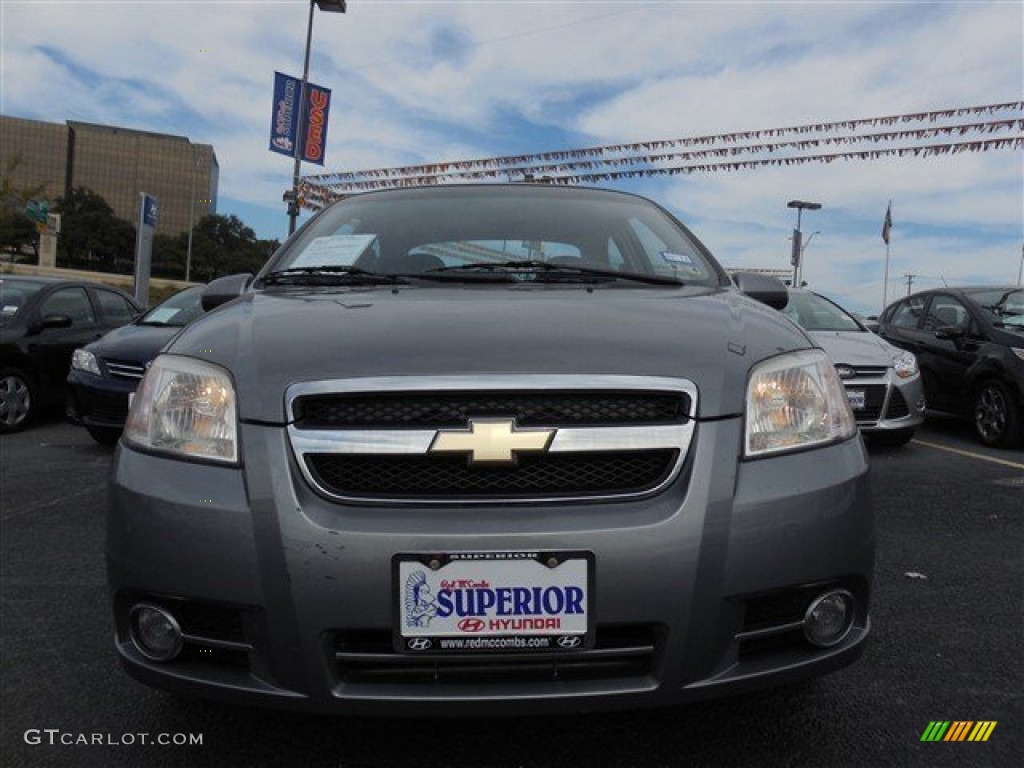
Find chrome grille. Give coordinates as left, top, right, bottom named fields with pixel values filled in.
left=104, top=359, right=146, bottom=380
left=286, top=375, right=698, bottom=505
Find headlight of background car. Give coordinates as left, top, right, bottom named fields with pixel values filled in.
left=892, top=350, right=918, bottom=379
left=124, top=354, right=238, bottom=464
left=745, top=349, right=857, bottom=458
left=71, top=348, right=101, bottom=376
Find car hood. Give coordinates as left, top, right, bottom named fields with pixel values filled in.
left=167, top=285, right=812, bottom=423
left=808, top=329, right=900, bottom=368
left=86, top=323, right=182, bottom=362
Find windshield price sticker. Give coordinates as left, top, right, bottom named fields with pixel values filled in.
left=289, top=234, right=378, bottom=269
left=395, top=552, right=592, bottom=654
left=846, top=389, right=866, bottom=410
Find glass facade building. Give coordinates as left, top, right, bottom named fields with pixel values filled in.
left=1, top=116, right=218, bottom=236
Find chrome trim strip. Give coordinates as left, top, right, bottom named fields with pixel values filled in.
left=285, top=375, right=698, bottom=505
left=286, top=374, right=698, bottom=421
left=734, top=620, right=805, bottom=642
left=181, top=633, right=254, bottom=653
left=288, top=424, right=691, bottom=456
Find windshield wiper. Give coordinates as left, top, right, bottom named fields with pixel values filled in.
left=425, top=260, right=684, bottom=286
left=260, top=266, right=407, bottom=286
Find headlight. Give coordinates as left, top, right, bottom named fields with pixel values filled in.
left=745, top=349, right=857, bottom=458
left=71, top=349, right=101, bottom=376
left=893, top=350, right=918, bottom=379
left=124, top=354, right=238, bottom=464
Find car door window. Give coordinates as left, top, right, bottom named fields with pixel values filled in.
left=95, top=289, right=136, bottom=326
left=924, top=295, right=969, bottom=332
left=889, top=296, right=927, bottom=329
left=39, top=287, right=96, bottom=327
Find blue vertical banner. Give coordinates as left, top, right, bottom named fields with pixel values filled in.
left=270, top=72, right=332, bottom=165
left=300, top=82, right=332, bottom=166
left=269, top=71, right=301, bottom=158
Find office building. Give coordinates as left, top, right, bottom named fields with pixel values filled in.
left=1, top=115, right=218, bottom=236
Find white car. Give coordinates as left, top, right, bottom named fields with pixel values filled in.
left=783, top=289, right=925, bottom=446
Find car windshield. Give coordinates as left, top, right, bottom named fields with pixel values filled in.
left=973, top=288, right=1024, bottom=328
left=782, top=291, right=863, bottom=332
left=0, top=278, right=47, bottom=322
left=138, top=286, right=205, bottom=327
left=263, top=186, right=723, bottom=287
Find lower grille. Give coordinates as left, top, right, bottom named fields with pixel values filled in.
left=332, top=624, right=657, bottom=686
left=81, top=391, right=130, bottom=423
left=306, top=450, right=677, bottom=500
left=849, top=384, right=887, bottom=423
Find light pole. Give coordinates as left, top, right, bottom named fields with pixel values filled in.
left=185, top=146, right=199, bottom=282
left=787, top=200, right=822, bottom=286
left=288, top=0, right=346, bottom=236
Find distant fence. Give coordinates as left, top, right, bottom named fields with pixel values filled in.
left=0, top=264, right=197, bottom=306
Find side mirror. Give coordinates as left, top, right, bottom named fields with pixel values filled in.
left=934, top=326, right=964, bottom=341
left=40, top=314, right=73, bottom=329
left=733, top=272, right=789, bottom=310
left=201, top=273, right=253, bottom=311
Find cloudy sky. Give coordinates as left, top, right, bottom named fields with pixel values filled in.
left=2, top=0, right=1021, bottom=313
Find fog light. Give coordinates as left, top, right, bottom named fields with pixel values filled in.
left=129, top=604, right=183, bottom=662
left=803, top=590, right=855, bottom=648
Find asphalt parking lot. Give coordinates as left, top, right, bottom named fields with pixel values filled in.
left=1, top=413, right=1021, bottom=768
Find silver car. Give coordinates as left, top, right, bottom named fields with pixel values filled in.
left=108, top=185, right=873, bottom=716
left=782, top=289, right=925, bottom=446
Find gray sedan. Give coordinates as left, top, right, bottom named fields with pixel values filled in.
left=108, top=185, right=873, bottom=717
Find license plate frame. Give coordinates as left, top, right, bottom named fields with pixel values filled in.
left=393, top=551, right=594, bottom=654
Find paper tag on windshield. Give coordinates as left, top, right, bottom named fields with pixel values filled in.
left=661, top=251, right=695, bottom=268
left=290, top=234, right=378, bottom=269
left=146, top=308, right=179, bottom=323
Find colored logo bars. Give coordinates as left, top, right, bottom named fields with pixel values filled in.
left=269, top=72, right=332, bottom=165
left=920, top=721, right=997, bottom=742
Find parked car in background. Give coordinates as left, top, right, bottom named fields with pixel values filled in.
left=108, top=184, right=873, bottom=717
left=67, top=285, right=205, bottom=445
left=878, top=286, right=1024, bottom=448
left=781, top=289, right=925, bottom=446
left=0, top=275, right=142, bottom=433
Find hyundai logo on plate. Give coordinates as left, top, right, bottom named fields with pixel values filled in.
left=407, top=637, right=433, bottom=651
left=557, top=635, right=583, bottom=649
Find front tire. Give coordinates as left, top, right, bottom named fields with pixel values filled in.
left=0, top=366, right=35, bottom=434
left=973, top=380, right=1021, bottom=448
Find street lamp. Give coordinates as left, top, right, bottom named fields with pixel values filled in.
left=787, top=200, right=822, bottom=286
left=288, top=0, right=346, bottom=236
left=185, top=146, right=200, bottom=282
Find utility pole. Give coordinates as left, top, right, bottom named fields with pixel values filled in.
left=904, top=273, right=915, bottom=296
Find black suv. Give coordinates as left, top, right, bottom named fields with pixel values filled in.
left=878, top=286, right=1024, bottom=447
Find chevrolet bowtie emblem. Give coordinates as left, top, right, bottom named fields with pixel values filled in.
left=429, top=418, right=555, bottom=465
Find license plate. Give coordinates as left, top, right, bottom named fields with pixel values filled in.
left=846, top=389, right=866, bottom=410
left=394, top=551, right=593, bottom=654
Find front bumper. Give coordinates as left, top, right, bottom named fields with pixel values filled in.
left=107, top=418, right=873, bottom=717
left=843, top=370, right=925, bottom=434
left=66, top=370, right=136, bottom=429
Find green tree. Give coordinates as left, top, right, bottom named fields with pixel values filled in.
left=54, top=187, right=136, bottom=271
left=188, top=214, right=279, bottom=282
left=0, top=155, right=45, bottom=260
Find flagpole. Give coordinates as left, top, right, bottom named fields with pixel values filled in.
left=881, top=200, right=892, bottom=313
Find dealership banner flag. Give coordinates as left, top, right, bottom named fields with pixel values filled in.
left=269, top=72, right=301, bottom=158
left=300, top=82, right=332, bottom=166
left=882, top=202, right=893, bottom=244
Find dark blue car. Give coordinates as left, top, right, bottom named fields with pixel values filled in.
left=66, top=285, right=204, bottom=444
